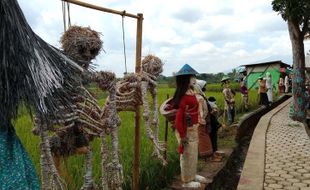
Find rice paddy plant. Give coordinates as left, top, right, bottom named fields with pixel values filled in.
left=14, top=86, right=261, bottom=189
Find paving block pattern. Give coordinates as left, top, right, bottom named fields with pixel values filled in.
left=264, top=105, right=310, bottom=190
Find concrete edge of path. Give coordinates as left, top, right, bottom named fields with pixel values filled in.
left=236, top=97, right=292, bottom=190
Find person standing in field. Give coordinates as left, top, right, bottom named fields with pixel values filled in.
left=172, top=64, right=207, bottom=188
left=258, top=77, right=269, bottom=106
left=278, top=77, right=285, bottom=95
left=285, top=75, right=290, bottom=93
left=265, top=72, right=273, bottom=103
left=221, top=76, right=235, bottom=126
left=195, top=80, right=213, bottom=159
left=207, top=96, right=223, bottom=162
left=240, top=77, right=249, bottom=111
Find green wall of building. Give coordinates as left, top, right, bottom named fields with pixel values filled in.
left=246, top=68, right=281, bottom=91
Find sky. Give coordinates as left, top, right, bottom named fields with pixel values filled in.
left=17, top=0, right=310, bottom=77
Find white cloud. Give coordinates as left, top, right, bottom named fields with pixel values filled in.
left=223, top=42, right=245, bottom=50
left=180, top=42, right=216, bottom=56
left=17, top=0, right=295, bottom=76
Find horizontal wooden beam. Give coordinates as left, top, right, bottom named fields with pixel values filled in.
left=62, top=0, right=140, bottom=19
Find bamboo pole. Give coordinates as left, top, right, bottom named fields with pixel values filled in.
left=135, top=14, right=143, bottom=73
left=62, top=0, right=139, bottom=19
left=133, top=13, right=143, bottom=190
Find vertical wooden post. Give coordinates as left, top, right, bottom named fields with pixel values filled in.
left=133, top=13, right=143, bottom=190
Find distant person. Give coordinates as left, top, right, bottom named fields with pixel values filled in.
left=207, top=97, right=223, bottom=162
left=240, top=68, right=247, bottom=87
left=278, top=77, right=285, bottom=95
left=288, top=74, right=293, bottom=93
left=265, top=72, right=273, bottom=103
left=171, top=64, right=207, bottom=188
left=195, top=80, right=213, bottom=158
left=258, top=77, right=269, bottom=106
left=240, top=77, right=249, bottom=111
left=285, top=75, right=289, bottom=93
left=221, top=76, right=235, bottom=125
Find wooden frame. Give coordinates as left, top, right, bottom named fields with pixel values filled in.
left=61, top=1, right=143, bottom=189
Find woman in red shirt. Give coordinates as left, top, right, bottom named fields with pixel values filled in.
left=172, top=64, right=207, bottom=188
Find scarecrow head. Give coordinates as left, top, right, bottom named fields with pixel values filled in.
left=94, top=71, right=116, bottom=91
left=61, top=26, right=103, bottom=70
left=142, top=54, right=163, bottom=77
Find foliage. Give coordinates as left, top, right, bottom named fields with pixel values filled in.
left=272, top=0, right=310, bottom=30
left=158, top=69, right=239, bottom=88
left=197, top=72, right=225, bottom=84
left=206, top=82, right=241, bottom=92
left=272, top=0, right=309, bottom=121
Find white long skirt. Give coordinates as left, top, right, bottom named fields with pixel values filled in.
left=175, top=124, right=198, bottom=182
left=267, top=89, right=273, bottom=102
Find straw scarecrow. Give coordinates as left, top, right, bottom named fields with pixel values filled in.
left=34, top=26, right=166, bottom=190
left=109, top=55, right=166, bottom=165
left=1, top=0, right=165, bottom=189
left=94, top=54, right=166, bottom=189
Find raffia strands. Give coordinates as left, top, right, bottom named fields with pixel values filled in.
left=142, top=54, right=163, bottom=77
left=141, top=82, right=167, bottom=165
left=123, top=73, right=140, bottom=83
left=98, top=73, right=123, bottom=189
left=61, top=26, right=103, bottom=68
left=49, top=125, right=90, bottom=157
left=40, top=129, right=66, bottom=190
left=94, top=71, right=116, bottom=91
left=81, top=150, right=97, bottom=190
left=33, top=86, right=106, bottom=155
left=0, top=0, right=83, bottom=124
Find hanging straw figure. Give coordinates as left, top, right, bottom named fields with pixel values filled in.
left=32, top=25, right=105, bottom=190
left=115, top=55, right=166, bottom=163
left=95, top=54, right=166, bottom=190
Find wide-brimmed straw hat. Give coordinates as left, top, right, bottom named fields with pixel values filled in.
left=175, top=64, right=199, bottom=76
left=221, top=76, right=230, bottom=82
left=159, top=98, right=177, bottom=123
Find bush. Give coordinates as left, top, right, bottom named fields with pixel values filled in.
left=206, top=82, right=240, bottom=92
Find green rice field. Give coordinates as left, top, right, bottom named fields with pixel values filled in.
left=14, top=85, right=264, bottom=190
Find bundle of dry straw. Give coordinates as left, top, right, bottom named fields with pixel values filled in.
left=61, top=26, right=103, bottom=68
left=142, top=54, right=163, bottom=77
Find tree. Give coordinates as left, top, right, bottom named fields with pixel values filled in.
left=227, top=69, right=237, bottom=81
left=272, top=0, right=310, bottom=121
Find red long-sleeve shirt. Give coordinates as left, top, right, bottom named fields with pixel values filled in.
left=175, top=94, right=199, bottom=139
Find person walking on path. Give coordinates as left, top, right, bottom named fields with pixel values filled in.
left=240, top=77, right=249, bottom=111
left=258, top=77, right=269, bottom=106
left=265, top=72, right=273, bottom=103
left=195, top=80, right=213, bottom=158
left=172, top=64, right=207, bottom=188
left=221, top=76, right=235, bottom=125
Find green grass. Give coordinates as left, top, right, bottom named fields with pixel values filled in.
left=13, top=86, right=264, bottom=190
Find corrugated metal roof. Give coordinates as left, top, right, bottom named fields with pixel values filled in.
left=242, top=60, right=291, bottom=68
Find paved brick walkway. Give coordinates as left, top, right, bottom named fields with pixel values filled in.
left=264, top=104, right=310, bottom=190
